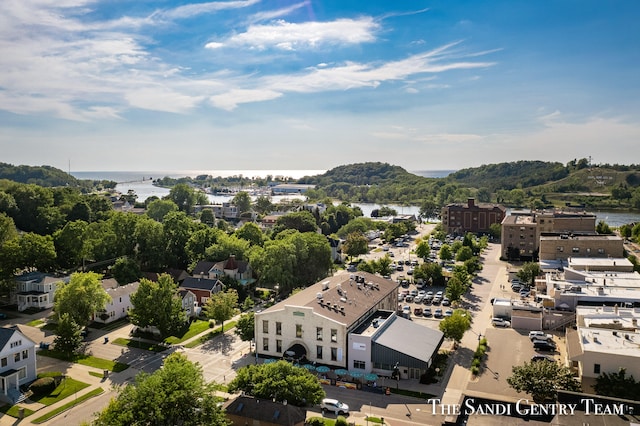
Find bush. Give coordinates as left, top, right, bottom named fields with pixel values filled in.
left=471, top=358, right=481, bottom=368
left=471, top=366, right=480, bottom=376
left=306, top=418, right=325, bottom=426
left=336, top=416, right=348, bottom=426
left=29, top=377, right=56, bottom=395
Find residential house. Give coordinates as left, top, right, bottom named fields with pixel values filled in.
left=192, top=256, right=254, bottom=286
left=0, top=327, right=37, bottom=404
left=223, top=395, right=306, bottom=426
left=179, top=277, right=224, bottom=307
left=93, top=281, right=140, bottom=324
left=178, top=289, right=199, bottom=318
left=13, top=272, right=69, bottom=312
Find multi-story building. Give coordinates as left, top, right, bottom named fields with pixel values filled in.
left=93, top=281, right=140, bottom=324
left=441, top=198, right=506, bottom=235
left=539, top=234, right=624, bottom=261
left=501, top=209, right=599, bottom=261
left=255, top=272, right=444, bottom=379
left=566, top=306, right=640, bottom=385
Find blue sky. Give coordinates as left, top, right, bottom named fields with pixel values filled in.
left=1, top=0, right=639, bottom=173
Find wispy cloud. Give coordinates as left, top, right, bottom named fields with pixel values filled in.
left=205, top=17, right=379, bottom=50
left=248, top=1, right=309, bottom=24
left=154, top=0, right=260, bottom=21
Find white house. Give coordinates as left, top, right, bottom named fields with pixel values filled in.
left=93, top=281, right=139, bottom=324
left=13, top=272, right=69, bottom=312
left=0, top=327, right=37, bottom=404
left=178, top=289, right=199, bottom=318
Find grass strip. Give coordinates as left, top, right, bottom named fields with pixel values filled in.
left=184, top=321, right=237, bottom=348
left=89, top=371, right=104, bottom=378
left=31, top=387, right=104, bottom=424
left=164, top=319, right=211, bottom=344
left=90, top=318, right=130, bottom=331
left=38, top=349, right=129, bottom=372
left=112, top=337, right=167, bottom=352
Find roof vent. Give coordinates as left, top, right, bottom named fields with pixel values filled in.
left=322, top=280, right=330, bottom=290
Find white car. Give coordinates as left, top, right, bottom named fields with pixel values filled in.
left=321, top=398, right=349, bottom=415
left=528, top=331, right=552, bottom=340
left=492, top=317, right=511, bottom=327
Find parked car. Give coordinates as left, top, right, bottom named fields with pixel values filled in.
left=520, top=289, right=531, bottom=298
left=442, top=297, right=451, bottom=306
left=532, top=338, right=556, bottom=348
left=491, top=317, right=511, bottom=327
left=413, top=307, right=423, bottom=316
left=402, top=305, right=411, bottom=317
left=434, top=308, right=443, bottom=318
left=531, top=354, right=554, bottom=362
left=529, top=332, right=553, bottom=342
left=321, top=398, right=349, bottom=415
left=423, top=308, right=432, bottom=317
left=533, top=342, right=556, bottom=352
left=413, top=295, right=423, bottom=304
left=432, top=296, right=441, bottom=305
left=444, top=309, right=453, bottom=317
left=404, top=295, right=413, bottom=303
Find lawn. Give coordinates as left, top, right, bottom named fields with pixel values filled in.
left=26, top=319, right=45, bottom=327
left=0, top=404, right=35, bottom=418
left=30, top=377, right=91, bottom=406
left=112, top=337, right=167, bottom=352
left=38, top=349, right=129, bottom=372
left=183, top=321, right=237, bottom=348
left=164, top=319, right=211, bottom=344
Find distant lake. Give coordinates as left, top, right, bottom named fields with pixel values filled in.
left=72, top=170, right=640, bottom=227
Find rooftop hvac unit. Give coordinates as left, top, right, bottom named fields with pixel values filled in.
left=322, top=280, right=330, bottom=290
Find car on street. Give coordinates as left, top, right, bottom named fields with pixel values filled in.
left=321, top=398, right=349, bottom=415
left=491, top=317, right=511, bottom=327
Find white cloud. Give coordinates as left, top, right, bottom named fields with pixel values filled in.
left=155, top=0, right=261, bottom=20
left=125, top=88, right=204, bottom=113
left=248, top=1, right=309, bottom=24
left=209, top=89, right=282, bottom=111
left=206, top=18, right=379, bottom=51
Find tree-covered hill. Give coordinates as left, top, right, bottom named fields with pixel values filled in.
left=448, top=161, right=570, bottom=191
left=299, top=162, right=410, bottom=186
left=0, top=162, right=78, bottom=187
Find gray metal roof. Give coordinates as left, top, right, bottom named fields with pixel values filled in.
left=372, top=315, right=444, bottom=363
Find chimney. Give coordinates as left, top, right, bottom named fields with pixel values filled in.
left=468, top=198, right=475, bottom=208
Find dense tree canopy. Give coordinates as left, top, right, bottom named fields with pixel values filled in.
left=438, top=309, right=471, bottom=342
left=228, top=360, right=325, bottom=407
left=204, top=289, right=239, bottom=332
left=93, top=353, right=229, bottom=426
left=507, top=361, right=581, bottom=403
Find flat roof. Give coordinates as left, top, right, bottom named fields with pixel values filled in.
left=575, top=306, right=640, bottom=356
left=372, top=315, right=443, bottom=363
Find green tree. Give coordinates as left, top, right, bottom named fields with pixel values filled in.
left=232, top=191, right=252, bottom=214
left=93, top=353, right=229, bottom=426
left=111, top=257, right=141, bottom=285
left=517, top=262, right=542, bottom=287
left=54, top=272, right=111, bottom=327
left=54, top=220, right=88, bottom=270
left=456, top=246, right=473, bottom=262
left=445, top=276, right=467, bottom=302
left=254, top=196, right=274, bottom=215
left=438, top=309, right=471, bottom=343
left=593, top=367, right=640, bottom=400
left=414, top=240, right=431, bottom=260
left=204, top=289, right=239, bottom=333
left=228, top=360, right=325, bottom=407
left=129, top=275, right=185, bottom=338
left=596, top=220, right=612, bottom=234
left=273, top=210, right=317, bottom=235
left=199, top=208, right=215, bottom=226
left=507, top=361, right=581, bottom=403
left=133, top=216, right=167, bottom=271
left=163, top=211, right=196, bottom=269
left=53, top=312, right=83, bottom=358
left=235, top=222, right=265, bottom=246
left=419, top=199, right=438, bottom=220
left=343, top=232, right=369, bottom=261
left=414, top=262, right=445, bottom=286
left=439, top=244, right=453, bottom=261
left=235, top=312, right=255, bottom=342
left=488, top=223, right=501, bottom=239
left=166, top=183, right=197, bottom=214
left=19, top=232, right=57, bottom=272
left=146, top=199, right=178, bottom=222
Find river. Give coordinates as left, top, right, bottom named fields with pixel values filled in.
left=110, top=179, right=639, bottom=227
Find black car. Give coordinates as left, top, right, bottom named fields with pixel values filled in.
left=533, top=342, right=556, bottom=352
left=531, top=355, right=554, bottom=362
